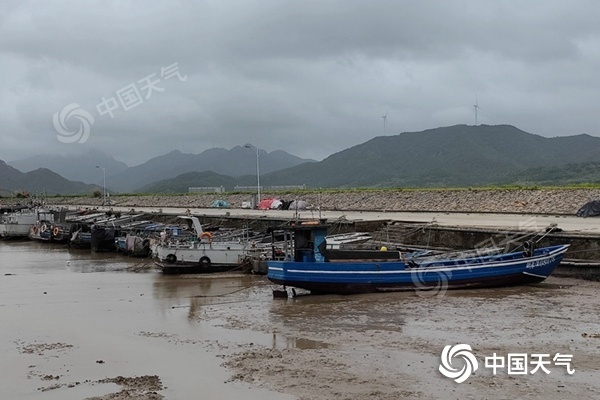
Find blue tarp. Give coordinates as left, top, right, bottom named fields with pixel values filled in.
left=211, top=199, right=230, bottom=208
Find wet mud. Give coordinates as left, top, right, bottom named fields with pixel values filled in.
left=1, top=241, right=599, bottom=399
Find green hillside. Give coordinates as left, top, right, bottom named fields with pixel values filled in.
left=260, top=125, right=600, bottom=188
left=6, top=124, right=600, bottom=195
left=0, top=161, right=99, bottom=196
left=504, top=162, right=600, bottom=187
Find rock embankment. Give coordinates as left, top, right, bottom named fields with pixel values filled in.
left=41, top=188, right=600, bottom=215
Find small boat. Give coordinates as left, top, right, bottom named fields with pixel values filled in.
left=91, top=224, right=116, bottom=252
left=115, top=221, right=169, bottom=257
left=115, top=234, right=151, bottom=257
left=1, top=209, right=35, bottom=239
left=50, top=223, right=71, bottom=244
left=28, top=208, right=57, bottom=242
left=267, top=222, right=570, bottom=295
left=154, top=216, right=249, bottom=273
left=69, top=223, right=92, bottom=248
left=324, top=232, right=372, bottom=249
left=88, top=213, right=148, bottom=253
left=1, top=207, right=53, bottom=239
left=28, top=219, right=54, bottom=242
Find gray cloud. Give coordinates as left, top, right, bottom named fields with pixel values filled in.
left=2, top=0, right=600, bottom=166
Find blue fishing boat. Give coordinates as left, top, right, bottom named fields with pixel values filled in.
left=69, top=223, right=92, bottom=248
left=267, top=222, right=570, bottom=295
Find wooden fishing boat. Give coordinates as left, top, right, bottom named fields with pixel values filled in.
left=267, top=222, right=569, bottom=295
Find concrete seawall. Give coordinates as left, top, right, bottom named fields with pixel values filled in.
left=40, top=188, right=600, bottom=215
left=10, top=188, right=600, bottom=278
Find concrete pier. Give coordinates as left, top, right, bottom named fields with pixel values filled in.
left=74, top=204, right=600, bottom=234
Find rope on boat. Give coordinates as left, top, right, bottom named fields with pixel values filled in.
left=129, top=261, right=153, bottom=272
left=533, top=224, right=560, bottom=244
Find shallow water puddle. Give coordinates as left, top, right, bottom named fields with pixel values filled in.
left=271, top=333, right=333, bottom=350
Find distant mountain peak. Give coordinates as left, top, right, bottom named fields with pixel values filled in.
left=261, top=124, right=600, bottom=188
left=0, top=158, right=99, bottom=195
left=8, top=150, right=129, bottom=185
left=105, top=145, right=315, bottom=192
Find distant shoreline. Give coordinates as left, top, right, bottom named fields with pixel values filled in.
left=14, top=187, right=599, bottom=216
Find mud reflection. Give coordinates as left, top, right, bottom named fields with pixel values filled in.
left=153, top=273, right=262, bottom=320
left=271, top=333, right=332, bottom=349
left=268, top=293, right=407, bottom=333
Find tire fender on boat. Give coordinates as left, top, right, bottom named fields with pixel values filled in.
left=523, top=241, right=535, bottom=257
left=166, top=254, right=177, bottom=263
left=41, top=224, right=47, bottom=233
left=32, top=225, right=39, bottom=234
left=53, top=227, right=59, bottom=236
left=199, top=256, right=211, bottom=268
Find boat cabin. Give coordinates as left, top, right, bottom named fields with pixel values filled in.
left=286, top=221, right=402, bottom=262
left=291, top=222, right=328, bottom=262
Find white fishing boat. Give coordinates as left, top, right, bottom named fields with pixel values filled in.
left=154, top=216, right=248, bottom=272
left=28, top=209, right=56, bottom=242
left=0, top=208, right=52, bottom=239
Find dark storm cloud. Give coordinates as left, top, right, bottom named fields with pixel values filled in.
left=1, top=0, right=600, bottom=165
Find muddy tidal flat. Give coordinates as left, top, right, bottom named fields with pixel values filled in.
left=1, top=241, right=599, bottom=400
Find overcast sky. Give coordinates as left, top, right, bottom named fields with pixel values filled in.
left=1, top=0, right=600, bottom=166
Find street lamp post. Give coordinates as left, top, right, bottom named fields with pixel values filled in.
left=95, top=166, right=107, bottom=206
left=244, top=145, right=261, bottom=205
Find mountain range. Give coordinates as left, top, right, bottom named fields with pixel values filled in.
left=4, top=124, right=600, bottom=195
left=106, top=146, right=314, bottom=192
left=9, top=149, right=129, bottom=187
left=0, top=160, right=99, bottom=197
left=6, top=146, right=314, bottom=194
left=258, top=124, right=600, bottom=188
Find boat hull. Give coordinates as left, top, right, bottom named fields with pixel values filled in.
left=116, top=235, right=150, bottom=257
left=29, top=222, right=53, bottom=242
left=50, top=224, right=71, bottom=244
left=267, top=245, right=569, bottom=295
left=155, top=241, right=246, bottom=272
left=0, top=223, right=33, bottom=239
left=0, top=211, right=38, bottom=239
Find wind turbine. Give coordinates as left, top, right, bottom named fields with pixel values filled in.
left=382, top=113, right=387, bottom=134
left=473, top=95, right=480, bottom=126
